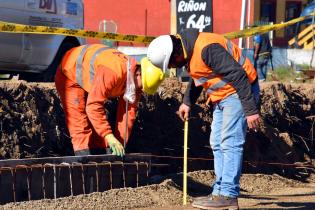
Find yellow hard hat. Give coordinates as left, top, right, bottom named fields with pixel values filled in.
left=141, top=57, right=165, bottom=95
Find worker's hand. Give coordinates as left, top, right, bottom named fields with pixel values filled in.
left=105, top=134, right=125, bottom=157
left=178, top=103, right=190, bottom=121
left=246, top=114, right=260, bottom=131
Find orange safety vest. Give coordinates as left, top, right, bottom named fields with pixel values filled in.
left=189, top=33, right=257, bottom=103
left=61, top=44, right=137, bottom=92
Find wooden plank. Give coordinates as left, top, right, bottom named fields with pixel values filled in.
left=298, top=25, right=315, bottom=39
left=56, top=164, right=71, bottom=198
left=0, top=153, right=150, bottom=167
left=304, top=41, right=315, bottom=49
left=43, top=164, right=55, bottom=199
left=288, top=37, right=297, bottom=46
left=303, top=69, right=315, bottom=77
left=111, top=162, right=124, bottom=189
left=97, top=161, right=111, bottom=192
left=138, top=162, right=149, bottom=187
left=0, top=154, right=151, bottom=203
left=71, top=163, right=84, bottom=196
left=298, top=31, right=314, bottom=46
left=83, top=162, right=97, bottom=194
left=15, top=165, right=29, bottom=202
left=0, top=167, right=14, bottom=204
left=124, top=163, right=137, bottom=188
left=288, top=24, right=315, bottom=46
left=29, top=164, right=44, bottom=200
left=303, top=69, right=315, bottom=81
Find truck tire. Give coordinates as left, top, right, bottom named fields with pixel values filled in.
left=42, top=42, right=77, bottom=82
left=20, top=41, right=78, bottom=82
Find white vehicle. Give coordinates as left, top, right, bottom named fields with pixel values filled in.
left=0, top=0, right=85, bottom=81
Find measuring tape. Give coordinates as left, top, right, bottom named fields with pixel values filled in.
left=0, top=12, right=315, bottom=43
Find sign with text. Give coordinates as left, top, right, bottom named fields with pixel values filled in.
left=39, top=0, right=57, bottom=14
left=176, top=0, right=213, bottom=33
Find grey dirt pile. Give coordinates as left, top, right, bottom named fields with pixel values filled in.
left=1, top=170, right=314, bottom=210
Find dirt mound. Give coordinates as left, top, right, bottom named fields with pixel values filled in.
left=244, top=82, right=315, bottom=177
left=2, top=170, right=314, bottom=210
left=0, top=80, right=314, bottom=178
left=0, top=81, right=72, bottom=158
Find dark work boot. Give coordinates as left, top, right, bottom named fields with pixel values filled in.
left=192, top=195, right=239, bottom=210
left=192, top=194, right=219, bottom=203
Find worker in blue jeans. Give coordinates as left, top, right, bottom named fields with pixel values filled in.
left=147, top=29, right=261, bottom=210
left=254, top=32, right=272, bottom=82
left=210, top=94, right=247, bottom=198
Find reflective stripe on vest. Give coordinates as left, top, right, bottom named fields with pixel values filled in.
left=227, top=40, right=246, bottom=65
left=127, top=57, right=131, bottom=74
left=194, top=74, right=228, bottom=93
left=76, top=45, right=89, bottom=87
left=206, top=80, right=228, bottom=94
left=89, top=46, right=111, bottom=83
left=76, top=45, right=111, bottom=86
left=194, top=40, right=248, bottom=93
left=194, top=73, right=216, bottom=86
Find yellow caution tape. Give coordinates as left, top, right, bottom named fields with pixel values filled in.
left=0, top=21, right=155, bottom=44
left=225, top=11, right=315, bottom=39
left=0, top=11, right=315, bottom=43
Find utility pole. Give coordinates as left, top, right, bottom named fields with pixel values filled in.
left=239, top=0, right=247, bottom=48
left=246, top=0, right=251, bottom=48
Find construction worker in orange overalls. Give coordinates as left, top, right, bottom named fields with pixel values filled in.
left=55, top=44, right=164, bottom=156
left=147, top=29, right=261, bottom=210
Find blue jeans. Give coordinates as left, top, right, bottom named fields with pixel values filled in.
left=255, top=56, right=269, bottom=81
left=210, top=93, right=247, bottom=198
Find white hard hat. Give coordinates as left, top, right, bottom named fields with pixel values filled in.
left=147, top=35, right=173, bottom=72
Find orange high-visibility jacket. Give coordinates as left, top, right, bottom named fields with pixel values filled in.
left=60, top=44, right=140, bottom=144
left=189, top=33, right=257, bottom=103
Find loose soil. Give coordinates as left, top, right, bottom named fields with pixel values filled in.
left=0, top=79, right=314, bottom=209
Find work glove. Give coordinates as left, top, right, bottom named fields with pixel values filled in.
left=105, top=134, right=125, bottom=157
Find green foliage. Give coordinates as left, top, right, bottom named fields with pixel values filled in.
left=267, top=65, right=313, bottom=83
left=296, top=63, right=311, bottom=69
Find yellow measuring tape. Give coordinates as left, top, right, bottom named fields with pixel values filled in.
left=0, top=12, right=315, bottom=44
left=183, top=119, right=188, bottom=205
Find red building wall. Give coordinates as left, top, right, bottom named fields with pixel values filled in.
left=84, top=0, right=247, bottom=43
left=213, top=0, right=242, bottom=34
left=84, top=0, right=170, bottom=45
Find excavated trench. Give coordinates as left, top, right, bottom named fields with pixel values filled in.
left=0, top=79, right=314, bottom=180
